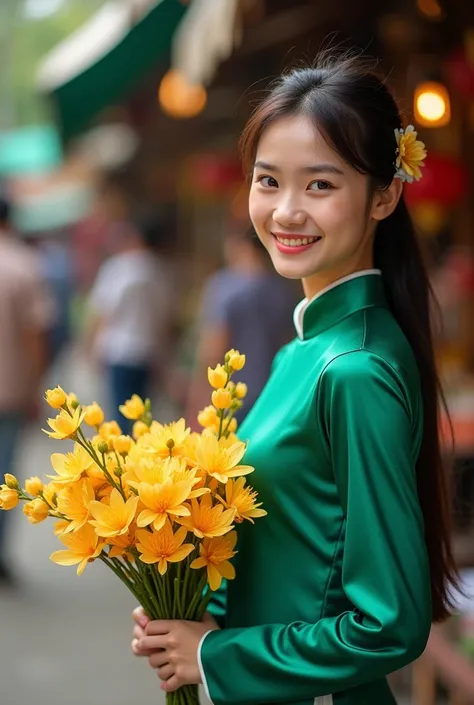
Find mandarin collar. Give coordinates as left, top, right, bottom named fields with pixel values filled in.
left=294, top=270, right=386, bottom=340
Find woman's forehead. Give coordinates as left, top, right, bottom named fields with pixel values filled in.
left=255, top=115, right=343, bottom=168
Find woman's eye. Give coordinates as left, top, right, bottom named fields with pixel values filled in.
left=256, top=175, right=278, bottom=188
left=308, top=180, right=332, bottom=191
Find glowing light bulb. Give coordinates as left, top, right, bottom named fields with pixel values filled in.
left=414, top=82, right=451, bottom=127
left=158, top=70, right=207, bottom=119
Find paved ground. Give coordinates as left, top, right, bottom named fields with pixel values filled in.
left=0, top=349, right=415, bottom=704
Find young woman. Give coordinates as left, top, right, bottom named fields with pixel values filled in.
left=130, top=54, right=458, bottom=705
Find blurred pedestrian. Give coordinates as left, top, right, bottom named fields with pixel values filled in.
left=186, top=226, right=297, bottom=426
left=0, top=196, right=56, bottom=585
left=85, top=217, right=173, bottom=433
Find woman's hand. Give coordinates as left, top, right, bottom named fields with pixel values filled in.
left=131, top=607, right=220, bottom=692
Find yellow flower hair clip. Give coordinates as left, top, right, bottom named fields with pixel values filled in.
left=394, top=125, right=427, bottom=183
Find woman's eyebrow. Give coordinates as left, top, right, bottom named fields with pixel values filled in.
left=254, top=161, right=344, bottom=176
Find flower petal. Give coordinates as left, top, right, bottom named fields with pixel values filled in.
left=137, top=509, right=157, bottom=527
left=207, top=563, right=222, bottom=591
left=168, top=544, right=195, bottom=563
left=217, top=560, right=236, bottom=580
left=50, top=550, right=81, bottom=567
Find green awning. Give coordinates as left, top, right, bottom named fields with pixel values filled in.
left=37, top=0, right=188, bottom=142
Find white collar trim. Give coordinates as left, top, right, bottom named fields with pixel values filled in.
left=293, top=269, right=382, bottom=340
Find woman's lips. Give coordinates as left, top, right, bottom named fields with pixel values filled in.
left=272, top=232, right=322, bottom=255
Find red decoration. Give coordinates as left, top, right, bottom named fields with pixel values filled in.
left=404, top=153, right=468, bottom=208
left=446, top=50, right=474, bottom=100
left=192, top=155, right=243, bottom=194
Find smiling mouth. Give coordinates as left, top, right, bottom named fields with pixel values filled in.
left=273, top=234, right=322, bottom=247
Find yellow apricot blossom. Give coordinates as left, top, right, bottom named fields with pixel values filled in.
left=56, top=478, right=95, bottom=533
left=119, top=395, right=145, bottom=421
left=191, top=531, right=237, bottom=591
left=196, top=434, right=253, bottom=484
left=217, top=477, right=267, bottom=523
left=50, top=523, right=105, bottom=575
left=88, top=489, right=139, bottom=538
left=136, top=520, right=195, bottom=574
left=177, top=494, right=235, bottom=539
left=44, top=407, right=85, bottom=440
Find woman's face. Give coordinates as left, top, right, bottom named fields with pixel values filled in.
left=249, top=114, right=378, bottom=298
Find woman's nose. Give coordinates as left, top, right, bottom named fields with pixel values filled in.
left=273, top=200, right=306, bottom=228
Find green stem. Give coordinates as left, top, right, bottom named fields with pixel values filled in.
left=100, top=556, right=148, bottom=608
left=217, top=410, right=224, bottom=440
left=133, top=554, right=163, bottom=619
left=185, top=574, right=207, bottom=620
left=148, top=564, right=166, bottom=618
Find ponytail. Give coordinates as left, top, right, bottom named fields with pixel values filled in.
left=375, top=198, right=458, bottom=622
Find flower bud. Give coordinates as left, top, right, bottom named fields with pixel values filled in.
left=234, top=382, right=247, bottom=399
left=166, top=439, right=175, bottom=450
left=212, top=388, right=232, bottom=410
left=207, top=364, right=227, bottom=389
left=227, top=418, right=238, bottom=433
left=97, top=440, right=110, bottom=455
left=25, top=476, right=43, bottom=497
left=23, top=498, right=49, bottom=524
left=84, top=402, right=104, bottom=427
left=44, top=386, right=67, bottom=409
left=67, top=393, right=79, bottom=410
left=230, top=399, right=243, bottom=412
left=224, top=349, right=237, bottom=363
left=119, top=395, right=145, bottom=421
left=113, top=467, right=123, bottom=478
left=229, top=353, right=246, bottom=371
left=197, top=405, right=218, bottom=428
left=99, top=421, right=122, bottom=440
left=114, top=435, right=132, bottom=455
left=132, top=421, right=148, bottom=440
left=4, top=473, right=20, bottom=490
left=0, top=486, right=19, bottom=510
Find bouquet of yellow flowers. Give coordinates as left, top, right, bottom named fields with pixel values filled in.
left=0, top=350, right=266, bottom=705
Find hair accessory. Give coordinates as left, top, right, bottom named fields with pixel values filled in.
left=394, top=125, right=427, bottom=183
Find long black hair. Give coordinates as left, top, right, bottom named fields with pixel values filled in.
left=240, top=53, right=457, bottom=622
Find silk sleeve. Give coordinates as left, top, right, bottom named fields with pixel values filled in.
left=199, top=350, right=431, bottom=704
left=205, top=580, right=227, bottom=629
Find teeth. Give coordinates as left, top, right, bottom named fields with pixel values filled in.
left=276, top=236, right=318, bottom=247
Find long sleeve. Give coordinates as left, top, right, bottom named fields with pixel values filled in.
left=199, top=350, right=432, bottom=704
left=205, top=579, right=227, bottom=629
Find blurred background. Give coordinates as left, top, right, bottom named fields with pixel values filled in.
left=0, top=0, right=473, bottom=703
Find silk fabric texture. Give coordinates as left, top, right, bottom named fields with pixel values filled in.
left=200, top=272, right=431, bottom=705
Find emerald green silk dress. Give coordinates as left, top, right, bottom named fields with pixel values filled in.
left=199, top=271, right=432, bottom=705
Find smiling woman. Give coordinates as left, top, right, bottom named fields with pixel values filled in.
left=131, top=53, right=457, bottom=705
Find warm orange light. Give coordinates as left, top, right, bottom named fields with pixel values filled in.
left=158, top=70, right=207, bottom=119
left=414, top=81, right=451, bottom=127
left=416, top=0, right=443, bottom=20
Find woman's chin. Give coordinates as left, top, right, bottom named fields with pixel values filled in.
left=270, top=256, right=319, bottom=281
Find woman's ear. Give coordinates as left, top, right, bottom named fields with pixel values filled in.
left=371, top=178, right=403, bottom=222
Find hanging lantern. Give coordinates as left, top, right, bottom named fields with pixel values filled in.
left=158, top=70, right=207, bottom=119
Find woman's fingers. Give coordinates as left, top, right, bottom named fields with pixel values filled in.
left=133, top=624, right=146, bottom=640
left=161, top=674, right=181, bottom=693
left=157, top=664, right=175, bottom=681
left=139, top=634, right=167, bottom=651
left=132, top=606, right=149, bottom=629
left=131, top=638, right=154, bottom=657
left=148, top=649, right=169, bottom=669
